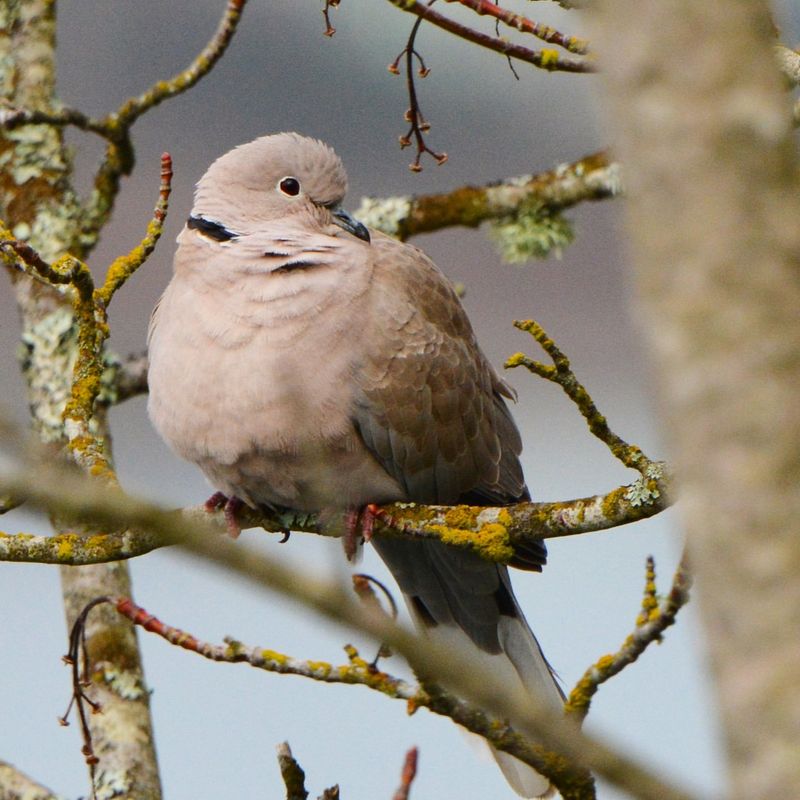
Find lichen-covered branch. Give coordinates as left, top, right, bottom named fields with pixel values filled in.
left=355, top=151, right=620, bottom=241
left=384, top=0, right=594, bottom=74
left=0, top=305, right=671, bottom=568
left=95, top=154, right=172, bottom=307
left=173, top=521, right=698, bottom=800
left=566, top=554, right=691, bottom=720
left=0, top=459, right=672, bottom=567
left=0, top=14, right=171, bottom=793
left=775, top=44, right=800, bottom=85
left=101, top=593, right=696, bottom=800
left=507, top=319, right=654, bottom=473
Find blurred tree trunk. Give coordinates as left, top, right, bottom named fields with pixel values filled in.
left=0, top=1, right=162, bottom=797
left=592, top=1, right=800, bottom=797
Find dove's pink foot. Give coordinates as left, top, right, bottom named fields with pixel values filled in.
left=204, top=492, right=244, bottom=539
left=364, top=503, right=406, bottom=533
left=342, top=504, right=405, bottom=561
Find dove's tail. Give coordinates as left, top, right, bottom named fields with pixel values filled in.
left=373, top=537, right=564, bottom=799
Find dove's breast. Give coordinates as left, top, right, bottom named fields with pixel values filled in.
left=147, top=253, right=404, bottom=511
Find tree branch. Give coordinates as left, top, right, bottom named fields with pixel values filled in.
left=72, top=572, right=697, bottom=800
left=0, top=462, right=671, bottom=566
left=566, top=553, right=692, bottom=720
left=276, top=743, right=310, bottom=800
left=355, top=151, right=620, bottom=240
left=384, top=0, right=594, bottom=74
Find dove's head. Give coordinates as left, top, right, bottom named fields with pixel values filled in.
left=190, top=132, right=369, bottom=241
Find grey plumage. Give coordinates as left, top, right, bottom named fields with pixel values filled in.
left=147, top=133, right=563, bottom=797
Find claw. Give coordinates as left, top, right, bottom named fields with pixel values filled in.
left=204, top=491, right=227, bottom=513
left=204, top=492, right=244, bottom=538
left=343, top=504, right=399, bottom=561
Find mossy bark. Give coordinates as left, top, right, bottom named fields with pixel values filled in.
left=0, top=1, right=162, bottom=797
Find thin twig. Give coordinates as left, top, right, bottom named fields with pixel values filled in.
left=109, top=595, right=591, bottom=795
left=507, top=319, right=653, bottom=473
left=322, top=0, right=340, bottom=36
left=389, top=14, right=448, bottom=172
left=81, top=0, right=248, bottom=247
left=385, top=0, right=594, bottom=73
left=392, top=748, right=419, bottom=800
left=566, top=553, right=692, bottom=720
left=98, top=538, right=698, bottom=800
left=447, top=0, right=590, bottom=54
left=96, top=153, right=173, bottom=307
left=112, top=1, right=248, bottom=130
left=0, top=105, right=107, bottom=137
left=59, top=595, right=114, bottom=795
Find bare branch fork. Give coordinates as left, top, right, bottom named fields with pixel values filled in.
left=1, top=153, right=173, bottom=480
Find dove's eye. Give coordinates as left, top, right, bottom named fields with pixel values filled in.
left=278, top=177, right=301, bottom=197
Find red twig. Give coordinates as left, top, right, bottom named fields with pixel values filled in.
left=115, top=596, right=212, bottom=656
left=387, top=0, right=594, bottom=72
left=393, top=748, right=419, bottom=800
left=446, top=0, right=590, bottom=54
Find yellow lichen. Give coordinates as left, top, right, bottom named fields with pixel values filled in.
left=430, top=520, right=514, bottom=564
left=56, top=534, right=76, bottom=560
left=540, top=49, right=560, bottom=69
left=442, top=506, right=479, bottom=530
left=260, top=649, right=288, bottom=666
left=594, top=653, right=615, bottom=672
left=306, top=660, right=333, bottom=677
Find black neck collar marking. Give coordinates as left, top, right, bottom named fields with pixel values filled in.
left=187, top=215, right=237, bottom=242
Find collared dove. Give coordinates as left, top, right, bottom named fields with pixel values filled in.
left=147, top=132, right=563, bottom=798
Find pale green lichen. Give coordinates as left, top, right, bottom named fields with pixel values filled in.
left=593, top=162, right=624, bottom=197
left=96, top=348, right=124, bottom=406
left=18, top=306, right=77, bottom=441
left=355, top=194, right=412, bottom=237
left=625, top=463, right=665, bottom=508
left=27, top=200, right=83, bottom=260
left=94, top=769, right=131, bottom=800
left=101, top=665, right=146, bottom=700
left=489, top=205, right=574, bottom=263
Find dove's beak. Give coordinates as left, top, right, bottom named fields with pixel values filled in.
left=331, top=206, right=371, bottom=243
